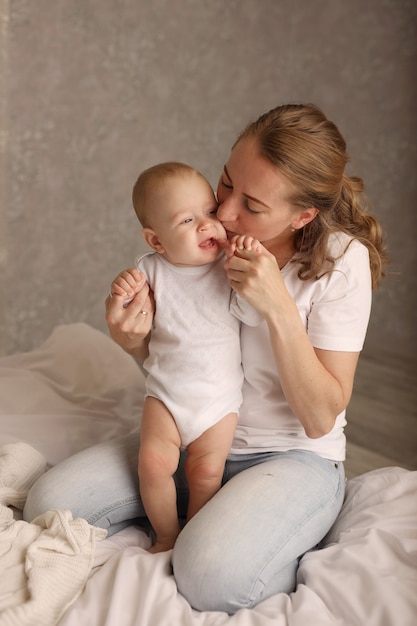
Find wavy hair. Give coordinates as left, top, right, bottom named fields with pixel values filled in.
left=237, top=104, right=388, bottom=288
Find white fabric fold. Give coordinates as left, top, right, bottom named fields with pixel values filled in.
left=0, top=443, right=106, bottom=626
left=0, top=443, right=46, bottom=510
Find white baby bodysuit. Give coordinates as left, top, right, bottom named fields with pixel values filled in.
left=136, top=252, right=260, bottom=447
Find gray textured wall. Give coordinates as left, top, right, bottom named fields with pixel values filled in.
left=1, top=0, right=416, bottom=363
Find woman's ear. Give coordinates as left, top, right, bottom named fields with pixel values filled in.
left=291, top=207, right=319, bottom=230
left=142, top=228, right=165, bottom=253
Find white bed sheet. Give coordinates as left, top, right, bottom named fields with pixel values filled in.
left=0, top=323, right=145, bottom=467
left=1, top=324, right=416, bottom=626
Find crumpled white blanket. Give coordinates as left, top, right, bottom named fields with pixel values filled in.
left=0, top=442, right=106, bottom=626
left=59, top=467, right=417, bottom=626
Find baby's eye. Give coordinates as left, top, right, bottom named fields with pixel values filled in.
left=209, top=208, right=218, bottom=216
left=183, top=217, right=193, bottom=224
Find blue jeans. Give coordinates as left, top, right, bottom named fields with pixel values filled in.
left=24, top=434, right=345, bottom=613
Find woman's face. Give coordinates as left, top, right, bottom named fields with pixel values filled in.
left=216, top=136, right=300, bottom=246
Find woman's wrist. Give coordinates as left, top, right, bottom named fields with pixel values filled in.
left=128, top=332, right=151, bottom=361
left=263, top=287, right=300, bottom=331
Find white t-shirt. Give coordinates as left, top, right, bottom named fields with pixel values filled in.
left=230, top=232, right=372, bottom=461
left=136, top=252, right=261, bottom=447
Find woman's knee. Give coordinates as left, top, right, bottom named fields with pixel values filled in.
left=171, top=503, right=269, bottom=614
left=23, top=467, right=70, bottom=522
left=172, top=525, right=241, bottom=613
left=172, top=523, right=296, bottom=613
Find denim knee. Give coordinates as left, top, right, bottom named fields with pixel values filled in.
left=173, top=529, right=298, bottom=613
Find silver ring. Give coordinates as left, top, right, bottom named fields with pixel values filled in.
left=140, top=310, right=148, bottom=315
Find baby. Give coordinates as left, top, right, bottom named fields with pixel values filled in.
left=111, top=162, right=261, bottom=552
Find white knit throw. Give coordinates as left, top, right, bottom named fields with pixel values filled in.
left=0, top=443, right=106, bottom=626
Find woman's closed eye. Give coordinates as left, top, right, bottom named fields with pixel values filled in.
left=245, top=203, right=261, bottom=215
left=221, top=178, right=233, bottom=190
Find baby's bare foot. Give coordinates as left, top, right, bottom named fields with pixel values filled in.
left=148, top=539, right=175, bottom=554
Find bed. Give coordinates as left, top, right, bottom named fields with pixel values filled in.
left=1, top=323, right=416, bottom=626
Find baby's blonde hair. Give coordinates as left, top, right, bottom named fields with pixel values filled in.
left=132, top=162, right=204, bottom=228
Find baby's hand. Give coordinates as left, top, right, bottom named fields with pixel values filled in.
left=226, top=235, right=263, bottom=258
left=111, top=268, right=145, bottom=307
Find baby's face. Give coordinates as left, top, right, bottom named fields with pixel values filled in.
left=146, top=174, right=226, bottom=267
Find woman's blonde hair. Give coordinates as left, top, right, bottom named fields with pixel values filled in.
left=237, top=103, right=388, bottom=288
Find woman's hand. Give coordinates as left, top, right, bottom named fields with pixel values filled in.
left=224, top=240, right=289, bottom=319
left=105, top=268, right=154, bottom=360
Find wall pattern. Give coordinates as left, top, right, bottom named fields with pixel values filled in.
left=1, top=0, right=416, bottom=363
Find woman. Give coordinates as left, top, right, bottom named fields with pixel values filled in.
left=24, top=103, right=387, bottom=613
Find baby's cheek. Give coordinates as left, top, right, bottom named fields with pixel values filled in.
left=215, top=222, right=227, bottom=239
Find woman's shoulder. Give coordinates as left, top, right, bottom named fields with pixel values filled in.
left=328, top=232, right=370, bottom=267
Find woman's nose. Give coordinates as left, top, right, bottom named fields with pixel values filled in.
left=217, top=197, right=237, bottom=222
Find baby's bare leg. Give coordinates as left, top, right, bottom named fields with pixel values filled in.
left=139, top=397, right=182, bottom=552
left=185, top=412, right=238, bottom=521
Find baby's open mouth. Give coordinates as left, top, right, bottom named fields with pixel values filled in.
left=199, top=237, right=217, bottom=249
